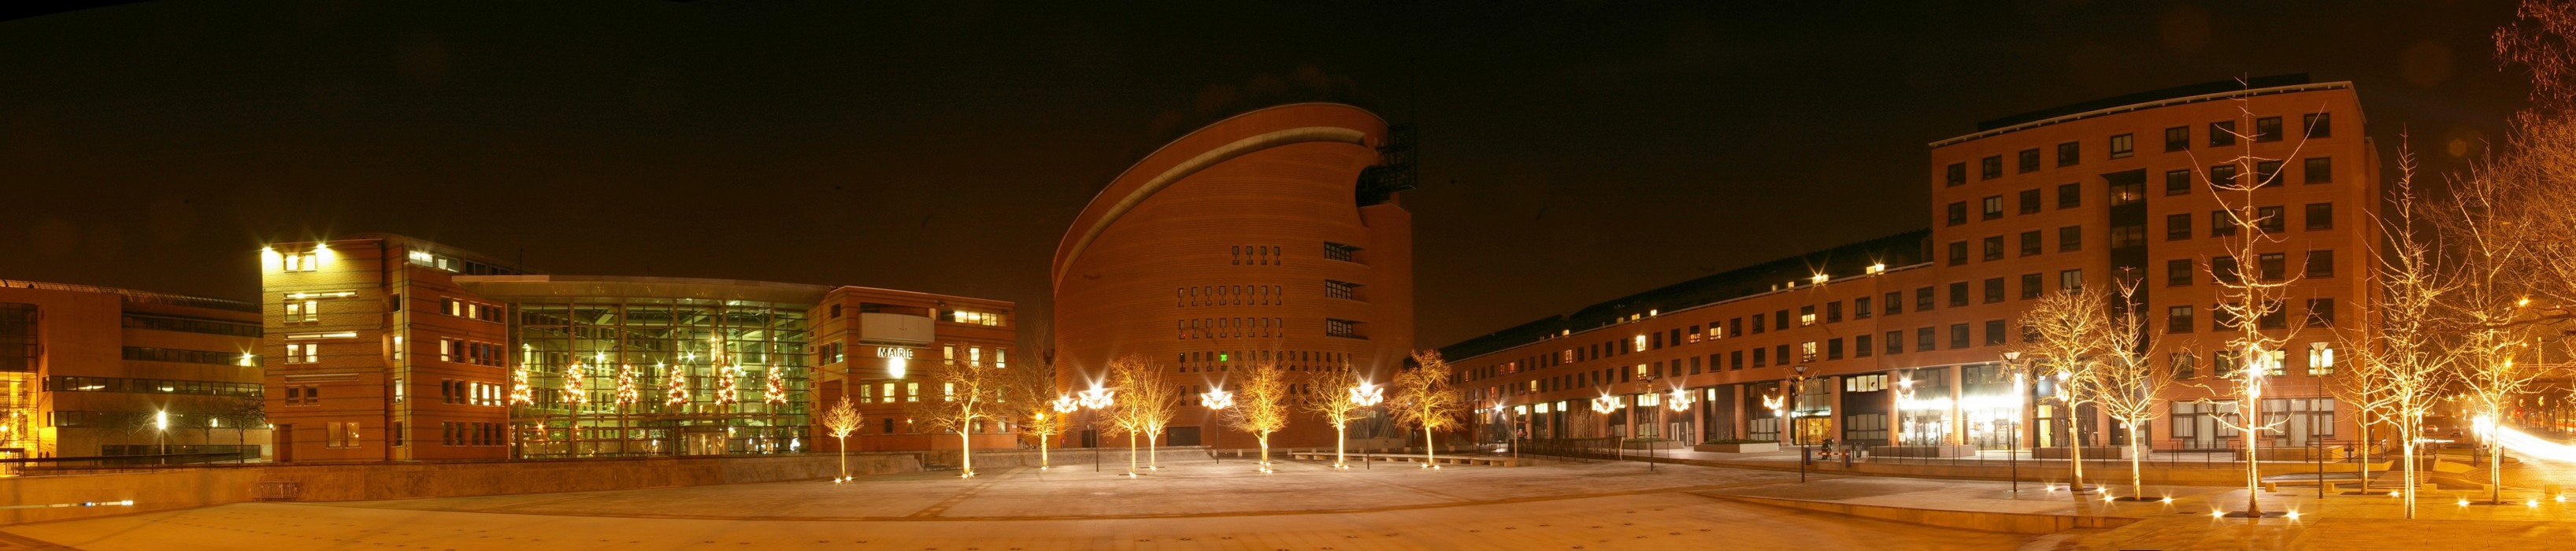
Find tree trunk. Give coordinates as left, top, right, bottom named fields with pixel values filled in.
left=2069, top=413, right=2087, bottom=493
left=1258, top=434, right=1271, bottom=471
left=959, top=430, right=974, bottom=477
left=1422, top=426, right=1436, bottom=468
left=836, top=436, right=847, bottom=480
left=2129, top=423, right=2144, bottom=499
left=1128, top=432, right=1138, bottom=475
left=2244, top=399, right=2263, bottom=515
left=2402, top=413, right=2418, bottom=517
left=1336, top=423, right=1348, bottom=468
left=1040, top=433, right=1051, bottom=469
left=1148, top=433, right=1159, bottom=470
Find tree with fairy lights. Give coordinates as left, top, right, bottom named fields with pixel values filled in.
left=663, top=364, right=691, bottom=412
left=821, top=397, right=862, bottom=482
left=1304, top=362, right=1373, bottom=469
left=1224, top=353, right=1293, bottom=471
left=508, top=364, right=536, bottom=406
left=2188, top=88, right=2311, bottom=516
left=563, top=362, right=590, bottom=406
left=1391, top=350, right=1466, bottom=468
left=764, top=368, right=789, bottom=406
left=715, top=364, right=743, bottom=409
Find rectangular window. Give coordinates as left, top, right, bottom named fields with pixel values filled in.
left=2110, top=224, right=2146, bottom=248
left=2059, top=225, right=2081, bottom=252
left=2211, top=210, right=2237, bottom=237
left=2166, top=213, right=2195, bottom=241
left=2255, top=116, right=2282, bottom=142
left=1855, top=335, right=1874, bottom=357
left=1948, top=324, right=1971, bottom=349
left=1983, top=277, right=2004, bottom=304
left=1982, top=236, right=2003, bottom=261
left=2210, top=120, right=2237, bottom=147
left=2018, top=230, right=2041, bottom=257
left=2259, top=301, right=2289, bottom=330
left=2164, top=126, right=2190, bottom=152
left=1774, top=310, right=1790, bottom=331
left=1947, top=162, right=1967, bottom=187
left=1984, top=320, right=2007, bottom=346
left=2304, top=202, right=2333, bottom=231
left=2018, top=149, right=2041, bottom=173
left=2258, top=253, right=2286, bottom=282
left=1752, top=347, right=1767, bottom=368
left=2212, top=257, right=2239, bottom=284
left=2167, top=305, right=2195, bottom=334
left=1801, top=342, right=1818, bottom=362
left=1981, top=156, right=2003, bottom=179
left=2214, top=350, right=2240, bottom=379
left=1916, top=327, right=1937, bottom=352
left=2108, top=133, right=2133, bottom=158
left=1948, top=241, right=1968, bottom=266
left=2056, top=182, right=2080, bottom=209
left=1946, top=202, right=1967, bottom=226
left=2059, top=269, right=2083, bottom=292
left=2020, top=273, right=2043, bottom=299
left=2307, top=298, right=2337, bottom=327
left=1915, top=287, right=1934, bottom=312
left=1751, top=314, right=1764, bottom=334
left=2171, top=352, right=2197, bottom=379
left=1324, top=242, right=1361, bottom=262
left=2255, top=160, right=2284, bottom=188
left=2018, top=189, right=2042, bottom=214
left=2109, top=180, right=2143, bottom=206
left=1948, top=282, right=1970, bottom=308
left=1981, top=196, right=2003, bottom=220
left=1731, top=350, right=1744, bottom=370
left=2164, top=168, right=2192, bottom=196
left=1884, top=292, right=1902, bottom=316
left=2304, top=157, right=2332, bottom=184
left=1826, top=301, right=1843, bottom=323
left=2304, top=113, right=2332, bottom=139
left=1854, top=298, right=1873, bottom=320
left=2056, top=141, right=2080, bottom=167
left=1884, top=331, right=1903, bottom=355
left=2306, top=250, right=2334, bottom=278
left=2167, top=258, right=2193, bottom=287
left=2210, top=164, right=2239, bottom=189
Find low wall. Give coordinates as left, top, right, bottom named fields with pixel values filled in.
left=1710, top=494, right=2138, bottom=534
left=0, top=452, right=925, bottom=526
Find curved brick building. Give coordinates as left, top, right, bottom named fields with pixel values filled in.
left=1052, top=103, right=1415, bottom=449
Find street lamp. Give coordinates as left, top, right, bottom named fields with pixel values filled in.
left=1078, top=386, right=1114, bottom=473
left=1344, top=381, right=1385, bottom=470
left=2003, top=351, right=2025, bottom=495
left=154, top=410, right=169, bottom=462
left=1043, top=394, right=1078, bottom=471
left=1201, top=386, right=1235, bottom=468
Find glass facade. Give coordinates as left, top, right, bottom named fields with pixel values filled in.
left=512, top=298, right=810, bottom=458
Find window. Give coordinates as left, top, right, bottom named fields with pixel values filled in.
left=2167, top=305, right=2194, bottom=334
left=1801, top=342, right=1817, bottom=362
left=2209, top=164, right=2239, bottom=189
left=1751, top=314, right=1764, bottom=334
left=285, top=342, right=315, bottom=364
left=2213, top=350, right=2240, bottom=378
left=2259, top=301, right=2288, bottom=330
left=1885, top=331, right=1903, bottom=355
left=1984, top=277, right=2005, bottom=303
left=1885, top=291, right=1903, bottom=316
left=2210, top=209, right=2238, bottom=237
left=2304, top=157, right=2332, bottom=184
left=2212, top=257, right=2239, bottom=284
left=1732, top=350, right=1744, bottom=370
left=1981, top=196, right=2003, bottom=220
left=1325, top=279, right=1360, bottom=300
left=1948, top=282, right=1970, bottom=307
left=2059, top=269, right=2083, bottom=292
left=1982, top=236, right=2003, bottom=261
left=2255, top=160, right=2283, bottom=188
left=2110, top=224, right=2146, bottom=248
left=1325, top=318, right=1362, bottom=338
left=1826, top=301, right=1843, bottom=323
left=2167, top=259, right=2193, bottom=287
left=1948, top=241, right=1968, bottom=266
left=1946, top=162, right=1967, bottom=187
left=280, top=250, right=321, bottom=272
left=2306, top=250, right=2334, bottom=278
left=1916, top=327, right=1936, bottom=352
left=1981, top=155, right=2003, bottom=179
left=2304, top=113, right=2332, bottom=139
left=2013, top=230, right=2038, bottom=257
left=2171, top=352, right=2197, bottom=379
left=2020, top=273, right=2043, bottom=299
left=2210, top=120, right=2237, bottom=146
left=2108, top=133, right=2133, bottom=158
left=2307, top=298, right=2337, bottom=327
left=2109, top=180, right=2143, bottom=206
left=1325, top=242, right=1361, bottom=262
left=1915, top=287, right=1934, bottom=312
left=2255, top=116, right=2282, bottom=142
left=2257, top=253, right=2285, bottom=282
left=284, top=299, right=318, bottom=324
left=1948, top=324, right=1971, bottom=349
left=2056, top=182, right=2080, bottom=209
left=2058, top=225, right=2081, bottom=252
left=1775, top=310, right=1790, bottom=330
left=2166, top=213, right=2192, bottom=241
left=2018, top=149, right=2041, bottom=173
left=2018, top=188, right=2042, bottom=214
left=1984, top=320, right=2007, bottom=346
left=1946, top=202, right=1967, bottom=226
left=2056, top=141, right=2080, bottom=167
left=1854, top=298, right=1873, bottom=320
left=2304, top=202, right=2333, bottom=231
left=1752, top=347, right=1766, bottom=367
left=1855, top=335, right=1873, bottom=357
left=2164, top=126, right=2190, bottom=152
left=2164, top=169, right=2192, bottom=196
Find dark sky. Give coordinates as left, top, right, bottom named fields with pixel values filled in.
left=0, top=0, right=2530, bottom=349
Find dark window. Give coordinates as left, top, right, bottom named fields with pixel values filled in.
left=2164, top=126, right=2190, bottom=152
left=2059, top=269, right=2084, bottom=292
left=2020, top=273, right=2043, bottom=299
left=1775, top=344, right=1791, bottom=365
left=1982, top=236, right=2003, bottom=261
left=2259, top=301, right=2287, bottom=329
left=1948, top=241, right=1968, bottom=266
left=1751, top=313, right=1764, bottom=333
left=2167, top=305, right=2195, bottom=334
left=2215, top=305, right=2239, bottom=331
left=2109, top=134, right=2133, bottom=158
left=2056, top=142, right=2080, bottom=167
left=1885, top=331, right=1903, bottom=355
left=1732, top=317, right=1744, bottom=336
left=1949, top=324, right=1972, bottom=349
left=2167, top=259, right=2193, bottom=287
left=2110, top=181, right=2143, bottom=206
left=2304, top=202, right=2333, bottom=231
left=2255, top=160, right=2283, bottom=188
left=2057, top=182, right=2080, bottom=209
left=2306, top=250, right=2334, bottom=278
left=2166, top=213, right=2192, bottom=241
left=2211, top=209, right=2238, bottom=236
left=2019, top=230, right=2042, bottom=257
left=1855, top=297, right=1873, bottom=320
left=1981, top=156, right=2003, bottom=179
left=1855, top=335, right=1873, bottom=357
left=2304, top=112, right=2332, bottom=138
left=2307, top=298, right=2337, bottom=327
left=1982, top=196, right=2003, bottom=220
left=2212, top=257, right=2240, bottom=284
left=1916, top=327, right=1937, bottom=352
left=1884, top=292, right=1902, bottom=316
left=2111, top=224, right=2147, bottom=248
left=1915, top=287, right=1934, bottom=312
left=1775, top=310, right=1789, bottom=330
left=2164, top=169, right=2192, bottom=195
left=2018, top=189, right=2042, bottom=214
left=2255, top=116, right=2282, bottom=142
left=1948, top=282, right=1970, bottom=307
left=1827, top=338, right=1844, bottom=360
left=2304, top=157, right=2332, bottom=184
left=1984, top=277, right=2005, bottom=303
left=2210, top=120, right=2237, bottom=147
left=2258, top=253, right=2286, bottom=282
left=1946, top=202, right=1967, bottom=226
left=1947, top=162, right=1967, bottom=187
left=1753, top=348, right=1766, bottom=367
left=1732, top=350, right=1744, bottom=369
left=2018, top=149, right=2041, bottom=173
left=2256, top=205, right=2285, bottom=233
left=1984, top=320, right=2007, bottom=346
left=1827, top=301, right=1843, bottom=323
left=2059, top=225, right=2081, bottom=252
left=2210, top=164, right=2239, bottom=189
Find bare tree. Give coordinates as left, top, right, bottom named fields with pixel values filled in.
left=1003, top=349, right=1068, bottom=469
left=2184, top=86, right=2315, bottom=516
left=1391, top=350, right=1466, bottom=468
left=2090, top=280, right=2170, bottom=500
left=1304, top=362, right=1370, bottom=468
left=2013, top=287, right=2111, bottom=494
left=2437, top=151, right=2547, bottom=505
left=1223, top=355, right=1293, bottom=471
left=1103, top=355, right=1177, bottom=475
left=906, top=357, right=1004, bottom=478
left=820, top=397, right=862, bottom=481
left=2333, top=148, right=2456, bottom=516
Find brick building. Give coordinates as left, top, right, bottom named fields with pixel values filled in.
left=1, top=279, right=265, bottom=462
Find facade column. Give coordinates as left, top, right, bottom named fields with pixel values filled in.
left=1825, top=375, right=1844, bottom=445
left=1733, top=384, right=1749, bottom=439
left=1948, top=367, right=1966, bottom=446
left=1888, top=372, right=1905, bottom=446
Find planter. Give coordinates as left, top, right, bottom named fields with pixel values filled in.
left=1868, top=445, right=1980, bottom=458
left=1694, top=442, right=1780, bottom=453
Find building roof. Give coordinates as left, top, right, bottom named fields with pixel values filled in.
left=0, top=279, right=257, bottom=312
left=1437, top=229, right=1930, bottom=362
left=454, top=275, right=833, bottom=306
left=1933, top=74, right=2352, bottom=147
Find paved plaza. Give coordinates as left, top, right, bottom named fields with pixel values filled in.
left=6, top=453, right=2575, bottom=549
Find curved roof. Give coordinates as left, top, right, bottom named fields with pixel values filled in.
left=453, top=275, right=832, bottom=305
left=1050, top=102, right=1387, bottom=289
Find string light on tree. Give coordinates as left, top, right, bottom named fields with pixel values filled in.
left=508, top=364, right=536, bottom=406
left=563, top=361, right=590, bottom=406
left=613, top=364, right=640, bottom=406
left=715, top=364, right=743, bottom=407
left=763, top=368, right=788, bottom=405
left=663, top=364, right=691, bottom=411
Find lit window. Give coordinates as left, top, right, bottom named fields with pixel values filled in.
left=906, top=382, right=920, bottom=402
left=2307, top=342, right=2336, bottom=376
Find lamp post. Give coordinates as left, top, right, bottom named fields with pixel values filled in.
left=1201, top=386, right=1233, bottom=468
left=1351, top=381, right=1384, bottom=468
left=2003, top=351, right=2024, bottom=495
left=154, top=410, right=169, bottom=464
left=1078, top=386, right=1114, bottom=473
left=1762, top=390, right=1797, bottom=483
left=1659, top=387, right=1693, bottom=473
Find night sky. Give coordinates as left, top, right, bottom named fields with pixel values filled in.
left=0, top=1, right=2530, bottom=349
